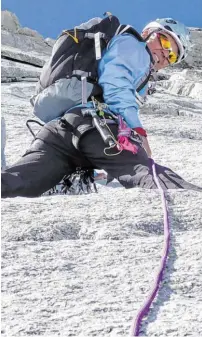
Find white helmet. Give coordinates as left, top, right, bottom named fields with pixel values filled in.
left=142, top=18, right=191, bottom=63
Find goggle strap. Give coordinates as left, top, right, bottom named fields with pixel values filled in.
left=143, top=28, right=161, bottom=42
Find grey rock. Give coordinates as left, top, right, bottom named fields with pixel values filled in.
left=1, top=45, right=47, bottom=67
left=17, top=27, right=44, bottom=39
left=1, top=29, right=52, bottom=55
left=1, top=59, right=42, bottom=82
left=1, top=10, right=20, bottom=32
left=45, top=37, right=56, bottom=47
left=1, top=117, right=6, bottom=170
left=1, top=10, right=52, bottom=83
left=174, top=30, right=202, bottom=68
left=1, top=77, right=39, bottom=83
left=190, top=27, right=202, bottom=31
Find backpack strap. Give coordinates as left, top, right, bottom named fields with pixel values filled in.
left=136, top=71, right=151, bottom=93
left=115, top=24, right=132, bottom=36
left=84, top=32, right=106, bottom=39
left=116, top=24, right=144, bottom=41
left=115, top=24, right=154, bottom=93
left=62, top=30, right=79, bottom=43
left=72, top=70, right=92, bottom=77
left=116, top=24, right=155, bottom=64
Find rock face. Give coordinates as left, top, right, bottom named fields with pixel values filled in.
left=1, top=11, right=202, bottom=337
left=186, top=28, right=202, bottom=68
left=1, top=10, right=20, bottom=32
left=151, top=28, right=202, bottom=103
left=1, top=10, right=53, bottom=83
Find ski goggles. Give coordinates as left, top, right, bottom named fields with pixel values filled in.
left=158, top=34, right=178, bottom=64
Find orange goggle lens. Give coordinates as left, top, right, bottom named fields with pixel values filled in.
left=159, top=34, right=178, bottom=64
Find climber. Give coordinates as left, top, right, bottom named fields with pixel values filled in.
left=2, top=16, right=201, bottom=198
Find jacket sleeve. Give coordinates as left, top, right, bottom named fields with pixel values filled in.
left=98, top=34, right=151, bottom=128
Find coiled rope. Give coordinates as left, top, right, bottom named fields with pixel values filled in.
left=130, top=159, right=170, bottom=336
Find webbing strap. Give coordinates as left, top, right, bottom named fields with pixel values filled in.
left=72, top=70, right=92, bottom=77
left=136, top=71, right=151, bottom=93
left=135, top=91, right=145, bottom=106
left=130, top=159, right=170, bottom=336
left=81, top=76, right=87, bottom=104
left=84, top=32, right=106, bottom=39
left=115, top=24, right=132, bottom=36
left=94, top=32, right=102, bottom=60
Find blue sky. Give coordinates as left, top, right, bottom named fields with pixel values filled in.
left=2, top=0, right=202, bottom=39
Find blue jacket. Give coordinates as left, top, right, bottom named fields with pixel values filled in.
left=98, top=34, right=151, bottom=129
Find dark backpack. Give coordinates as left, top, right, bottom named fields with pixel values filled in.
left=40, top=15, right=120, bottom=90
left=31, top=15, right=152, bottom=122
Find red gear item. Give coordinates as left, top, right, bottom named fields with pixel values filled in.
left=133, top=127, right=147, bottom=137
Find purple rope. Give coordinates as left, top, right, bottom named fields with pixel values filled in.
left=130, top=159, right=170, bottom=336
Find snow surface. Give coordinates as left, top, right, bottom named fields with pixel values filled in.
left=1, top=11, right=202, bottom=337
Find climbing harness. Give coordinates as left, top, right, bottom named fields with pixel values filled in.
left=130, top=159, right=170, bottom=336
left=81, top=79, right=143, bottom=157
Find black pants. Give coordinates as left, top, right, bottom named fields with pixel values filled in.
left=1, top=119, right=202, bottom=198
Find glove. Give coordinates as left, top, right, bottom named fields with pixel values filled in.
left=133, top=127, right=147, bottom=137
left=133, top=128, right=152, bottom=158
left=142, top=136, right=152, bottom=158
